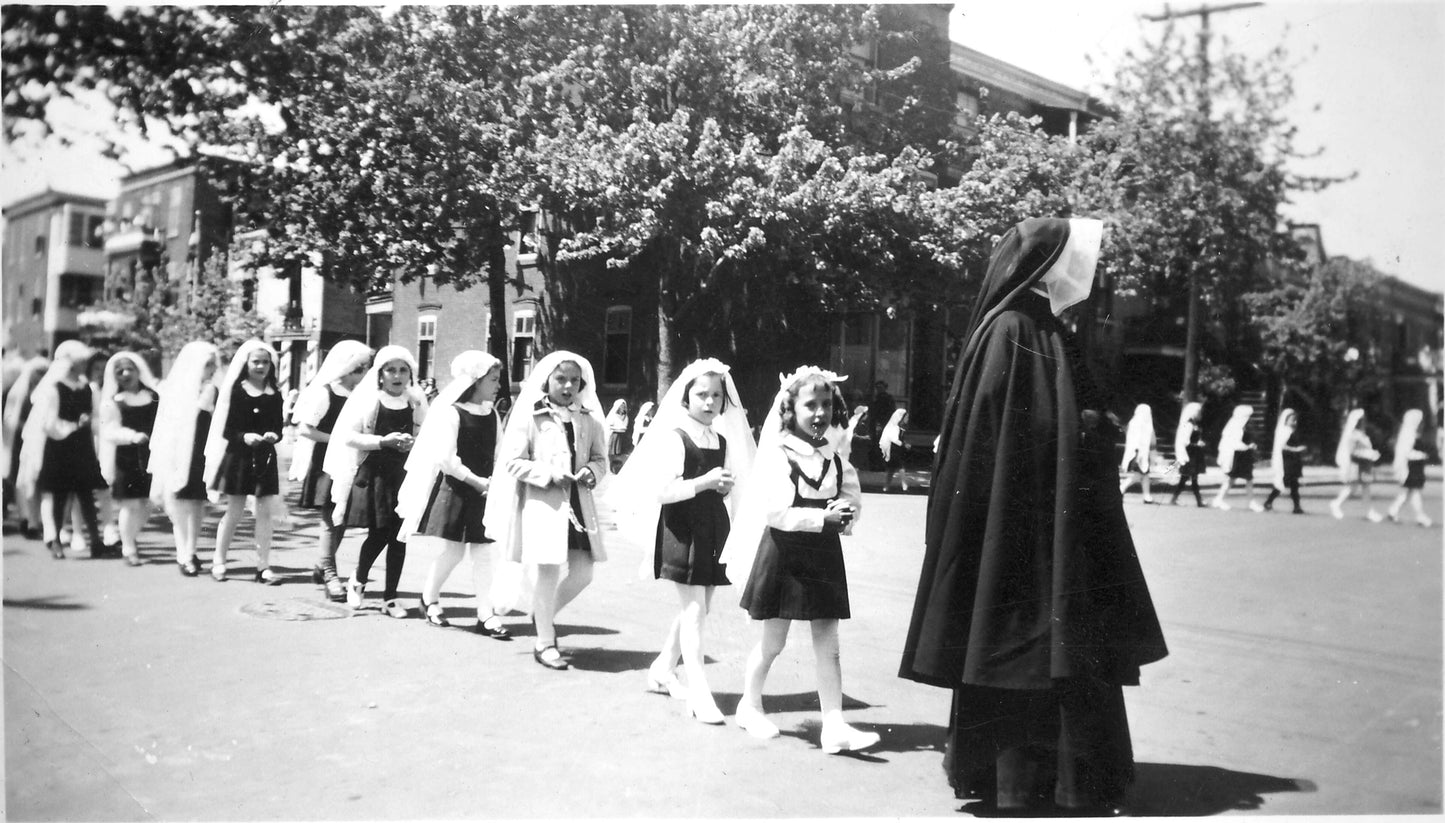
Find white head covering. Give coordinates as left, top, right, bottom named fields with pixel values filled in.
left=1029, top=218, right=1104, bottom=315
left=608, top=358, right=757, bottom=578
left=322, top=344, right=426, bottom=509
left=147, top=341, right=220, bottom=504
left=1174, top=402, right=1202, bottom=467
left=203, top=339, right=278, bottom=488
left=482, top=350, right=605, bottom=548
left=97, top=351, right=161, bottom=484
left=1392, top=409, right=1424, bottom=480
left=1334, top=409, right=1366, bottom=483
left=287, top=340, right=373, bottom=483
left=1270, top=408, right=1298, bottom=492
left=16, top=340, right=95, bottom=500
left=605, top=399, right=630, bottom=434
left=1120, top=403, right=1154, bottom=472
left=2, top=355, right=49, bottom=472
left=1215, top=404, right=1253, bottom=474
left=880, top=408, right=908, bottom=462
left=396, top=350, right=502, bottom=540
left=632, top=401, right=656, bottom=446
left=720, top=365, right=848, bottom=588
left=843, top=406, right=868, bottom=460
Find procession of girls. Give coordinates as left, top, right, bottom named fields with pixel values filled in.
left=8, top=339, right=883, bottom=753
left=1118, top=401, right=1435, bottom=525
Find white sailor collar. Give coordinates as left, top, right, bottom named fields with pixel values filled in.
left=781, top=431, right=833, bottom=457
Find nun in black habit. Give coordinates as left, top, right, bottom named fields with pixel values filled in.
left=898, top=218, right=1167, bottom=814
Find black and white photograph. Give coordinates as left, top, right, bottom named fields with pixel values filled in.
left=2, top=2, right=1441, bottom=819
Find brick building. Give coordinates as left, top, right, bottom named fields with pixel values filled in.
left=2, top=189, right=109, bottom=356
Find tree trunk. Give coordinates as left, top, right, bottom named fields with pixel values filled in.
left=485, top=215, right=512, bottom=397
left=657, top=273, right=678, bottom=401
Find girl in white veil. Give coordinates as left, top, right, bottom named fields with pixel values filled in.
left=1330, top=409, right=1383, bottom=521
left=609, top=357, right=756, bottom=721
left=483, top=350, right=608, bottom=670
left=148, top=341, right=221, bottom=575
left=632, top=401, right=656, bottom=447
left=1210, top=405, right=1261, bottom=511
left=97, top=352, right=161, bottom=565
left=204, top=340, right=288, bottom=583
left=604, top=399, right=630, bottom=470
left=17, top=340, right=107, bottom=558
left=1263, top=409, right=1307, bottom=514
left=721, top=366, right=876, bottom=753
left=5, top=354, right=50, bottom=538
left=400, top=350, right=513, bottom=637
left=288, top=340, right=372, bottom=601
left=325, top=344, right=427, bottom=616
left=1118, top=403, right=1155, bottom=503
left=1385, top=409, right=1431, bottom=526
left=1168, top=402, right=1205, bottom=506
left=879, top=408, right=910, bottom=492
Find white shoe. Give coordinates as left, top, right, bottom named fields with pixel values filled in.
left=1248, top=501, right=1264, bottom=513
left=1366, top=510, right=1384, bottom=523
left=688, top=692, right=725, bottom=725
left=1417, top=516, right=1434, bottom=528
left=1330, top=502, right=1344, bottom=520
left=820, top=722, right=881, bottom=754
left=102, top=523, right=121, bottom=546
left=644, top=668, right=686, bottom=700
left=346, top=578, right=366, bottom=610
left=735, top=702, right=780, bottom=739
left=1212, top=500, right=1231, bottom=511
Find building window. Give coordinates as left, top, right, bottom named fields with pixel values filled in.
left=417, top=316, right=437, bottom=380
left=58, top=274, right=101, bottom=309
left=168, top=186, right=183, bottom=238
left=33, top=235, right=46, bottom=257
left=602, top=306, right=631, bottom=385
left=511, top=309, right=536, bottom=383
left=68, top=213, right=105, bottom=249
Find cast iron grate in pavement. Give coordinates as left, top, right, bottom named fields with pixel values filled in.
left=240, top=598, right=351, bottom=621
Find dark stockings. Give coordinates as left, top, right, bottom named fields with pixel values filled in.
left=355, top=522, right=406, bottom=600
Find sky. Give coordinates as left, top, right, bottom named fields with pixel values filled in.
left=4, top=1, right=1442, bottom=293
left=950, top=0, right=1445, bottom=292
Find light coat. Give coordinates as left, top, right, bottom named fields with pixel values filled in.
left=495, top=401, right=608, bottom=565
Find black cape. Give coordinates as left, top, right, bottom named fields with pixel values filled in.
left=899, top=218, right=1167, bottom=691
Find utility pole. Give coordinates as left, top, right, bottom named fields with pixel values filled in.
left=1143, top=2, right=1262, bottom=402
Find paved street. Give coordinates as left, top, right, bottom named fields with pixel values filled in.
left=3, top=466, right=1441, bottom=820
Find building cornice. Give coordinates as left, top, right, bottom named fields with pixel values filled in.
left=2, top=189, right=108, bottom=218
left=949, top=42, right=1104, bottom=115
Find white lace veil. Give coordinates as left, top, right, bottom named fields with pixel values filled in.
left=97, top=351, right=161, bottom=484
left=1031, top=218, right=1104, bottom=315
left=287, top=340, right=373, bottom=483
left=1174, top=402, right=1202, bottom=468
left=1334, top=408, right=1365, bottom=480
left=1392, top=409, right=1423, bottom=479
left=203, top=339, right=278, bottom=489
left=719, top=366, right=847, bottom=589
left=147, top=341, right=220, bottom=504
left=3, top=355, right=49, bottom=472
left=1216, top=404, right=1253, bottom=474
left=16, top=340, right=95, bottom=500
left=1270, top=408, right=1298, bottom=491
left=322, top=344, right=426, bottom=510
left=879, top=408, right=907, bottom=462
left=632, top=401, right=656, bottom=446
left=1121, top=403, right=1154, bottom=472
left=607, top=358, right=757, bottom=579
left=396, top=350, right=501, bottom=541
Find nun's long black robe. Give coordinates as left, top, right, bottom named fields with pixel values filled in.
left=899, top=219, right=1167, bottom=810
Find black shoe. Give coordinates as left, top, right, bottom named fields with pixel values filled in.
left=533, top=644, right=569, bottom=670
left=473, top=613, right=512, bottom=640
left=1292, top=507, right=1306, bottom=514
left=311, top=565, right=325, bottom=586
left=420, top=597, right=451, bottom=628
left=46, top=540, right=64, bottom=560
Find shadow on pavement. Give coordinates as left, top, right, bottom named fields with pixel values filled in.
left=711, top=690, right=874, bottom=714
left=563, top=647, right=657, bottom=673
left=1126, top=762, right=1316, bottom=816
left=3, top=596, right=90, bottom=611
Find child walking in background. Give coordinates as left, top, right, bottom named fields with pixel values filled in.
left=1119, top=403, right=1156, bottom=503
left=399, top=351, right=512, bottom=638
left=288, top=340, right=372, bottom=601
left=484, top=351, right=608, bottom=671
left=1211, top=405, right=1261, bottom=511
left=5, top=354, right=50, bottom=539
left=1169, top=402, right=1206, bottom=507
left=632, top=401, right=656, bottom=447
left=1386, top=409, right=1433, bottom=527
left=880, top=409, right=910, bottom=492
left=17, top=341, right=107, bottom=559
left=1330, top=409, right=1383, bottom=521
left=723, top=366, right=878, bottom=754
left=610, top=358, right=756, bottom=723
left=1263, top=409, right=1306, bottom=514
left=605, top=398, right=630, bottom=471
left=326, top=345, right=427, bottom=617
left=148, top=341, right=221, bottom=576
left=97, top=352, right=161, bottom=566
left=205, top=340, right=287, bottom=583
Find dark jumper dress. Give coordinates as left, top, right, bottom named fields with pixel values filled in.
left=212, top=387, right=284, bottom=497
left=415, top=403, right=497, bottom=543
left=36, top=382, right=107, bottom=493
left=739, top=452, right=850, bottom=620
left=1227, top=432, right=1257, bottom=481
left=654, top=429, right=730, bottom=586
left=343, top=403, right=413, bottom=529
left=297, top=388, right=345, bottom=509
left=1404, top=457, right=1427, bottom=490
left=111, top=394, right=159, bottom=499
left=174, top=409, right=213, bottom=501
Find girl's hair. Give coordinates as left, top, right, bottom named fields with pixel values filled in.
left=239, top=349, right=280, bottom=394
left=776, top=374, right=848, bottom=434
left=679, top=371, right=730, bottom=412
